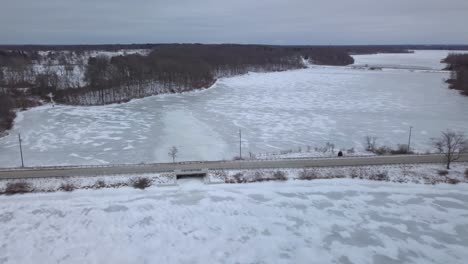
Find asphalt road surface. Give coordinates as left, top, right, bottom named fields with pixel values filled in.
left=0, top=154, right=467, bottom=180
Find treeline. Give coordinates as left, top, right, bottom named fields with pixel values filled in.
left=0, top=94, right=16, bottom=133
left=0, top=44, right=158, bottom=52
left=0, top=50, right=66, bottom=132
left=0, top=50, right=34, bottom=65
left=443, top=53, right=468, bottom=96
left=2, top=44, right=468, bottom=53
left=0, top=50, right=36, bottom=88
left=0, top=44, right=358, bottom=121
left=0, top=51, right=33, bottom=132
left=56, top=44, right=355, bottom=105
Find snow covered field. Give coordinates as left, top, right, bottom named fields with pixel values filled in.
left=1, top=179, right=467, bottom=264
left=1, top=50, right=468, bottom=167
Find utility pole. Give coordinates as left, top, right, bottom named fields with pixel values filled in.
left=239, top=129, right=242, bottom=160
left=18, top=133, right=24, bottom=168
left=407, top=126, right=413, bottom=152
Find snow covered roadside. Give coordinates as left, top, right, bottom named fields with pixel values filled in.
left=252, top=148, right=374, bottom=160
left=208, top=163, right=468, bottom=185
left=1, top=163, right=467, bottom=195
left=0, top=173, right=176, bottom=194
left=0, top=179, right=467, bottom=263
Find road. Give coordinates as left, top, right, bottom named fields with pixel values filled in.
left=0, top=154, right=467, bottom=180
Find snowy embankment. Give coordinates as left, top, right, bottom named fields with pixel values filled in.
left=1, top=163, right=467, bottom=195
left=208, top=163, right=468, bottom=185
left=1, top=179, right=467, bottom=263
left=0, top=173, right=176, bottom=194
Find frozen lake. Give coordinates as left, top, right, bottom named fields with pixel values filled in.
left=352, top=50, right=466, bottom=70
left=1, top=180, right=467, bottom=264
left=1, top=50, right=468, bottom=166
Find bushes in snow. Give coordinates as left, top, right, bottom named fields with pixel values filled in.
left=0, top=173, right=176, bottom=195
left=437, top=170, right=449, bottom=176
left=297, top=167, right=389, bottom=181
left=347, top=148, right=355, bottom=154
left=390, top=145, right=415, bottom=155
left=298, top=169, right=319, bottom=180
left=131, top=177, right=152, bottom=189
left=272, top=171, right=288, bottom=181
left=4, top=182, right=32, bottom=195
left=364, top=136, right=414, bottom=155
left=95, top=180, right=107, bottom=189
left=315, top=142, right=336, bottom=154
left=225, top=170, right=289, bottom=184
left=223, top=168, right=393, bottom=183
left=435, top=169, right=462, bottom=185
left=371, top=145, right=414, bottom=155
left=350, top=168, right=370, bottom=179
left=369, top=171, right=389, bottom=181
left=446, top=178, right=460, bottom=185
left=211, top=170, right=227, bottom=180
left=297, top=169, right=345, bottom=181
left=59, top=183, right=76, bottom=192
left=229, top=173, right=244, bottom=184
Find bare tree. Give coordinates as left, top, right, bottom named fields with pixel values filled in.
left=168, top=146, right=178, bottom=163
left=432, top=130, right=468, bottom=169
left=365, top=136, right=378, bottom=151
left=325, top=142, right=335, bottom=154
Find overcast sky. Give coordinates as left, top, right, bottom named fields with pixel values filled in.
left=1, top=0, right=467, bottom=45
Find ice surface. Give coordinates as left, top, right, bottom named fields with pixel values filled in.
left=1, top=51, right=468, bottom=166
left=0, top=180, right=467, bottom=263
left=352, top=50, right=468, bottom=70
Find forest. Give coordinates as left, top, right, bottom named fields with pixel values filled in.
left=443, top=53, right=468, bottom=96
left=57, top=45, right=357, bottom=105
left=0, top=44, right=359, bottom=108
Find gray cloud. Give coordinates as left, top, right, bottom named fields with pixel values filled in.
left=0, top=0, right=467, bottom=44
